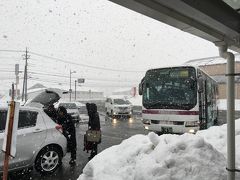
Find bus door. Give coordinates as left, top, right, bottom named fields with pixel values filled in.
left=206, top=78, right=215, bottom=127
left=198, top=76, right=215, bottom=129
left=198, top=76, right=208, bottom=129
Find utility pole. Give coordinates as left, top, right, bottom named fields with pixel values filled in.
left=21, top=48, right=30, bottom=102
left=21, top=68, right=25, bottom=101
left=69, top=70, right=76, bottom=102
left=75, top=80, right=77, bottom=101
left=15, top=64, right=19, bottom=99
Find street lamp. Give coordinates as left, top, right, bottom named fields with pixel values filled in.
left=69, top=70, right=76, bottom=102
left=75, top=80, right=77, bottom=101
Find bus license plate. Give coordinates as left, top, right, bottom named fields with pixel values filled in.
left=161, top=127, right=173, bottom=133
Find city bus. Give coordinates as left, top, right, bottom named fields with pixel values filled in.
left=139, top=65, right=218, bottom=134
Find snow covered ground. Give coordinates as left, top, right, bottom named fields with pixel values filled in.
left=78, top=119, right=240, bottom=180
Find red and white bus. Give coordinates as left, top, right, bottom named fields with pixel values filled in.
left=139, top=66, right=218, bottom=134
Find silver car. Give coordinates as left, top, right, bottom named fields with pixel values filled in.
left=0, top=90, right=67, bottom=175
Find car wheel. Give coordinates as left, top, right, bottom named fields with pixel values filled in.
left=35, top=146, right=62, bottom=175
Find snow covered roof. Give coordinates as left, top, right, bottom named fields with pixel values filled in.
left=27, top=87, right=47, bottom=94
left=28, top=83, right=46, bottom=90
left=184, top=54, right=240, bottom=66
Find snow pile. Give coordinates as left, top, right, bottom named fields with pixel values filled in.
left=79, top=133, right=227, bottom=180
left=197, top=119, right=240, bottom=168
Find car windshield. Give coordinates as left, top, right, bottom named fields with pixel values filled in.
left=59, top=103, right=77, bottom=109
left=113, top=99, right=130, bottom=105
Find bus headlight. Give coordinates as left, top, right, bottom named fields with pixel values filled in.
left=185, top=121, right=199, bottom=127
left=112, top=118, right=117, bottom=124
left=144, top=126, right=149, bottom=130
left=188, top=129, right=196, bottom=134
left=129, top=118, right=133, bottom=123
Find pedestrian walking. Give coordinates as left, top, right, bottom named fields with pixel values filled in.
left=57, top=106, right=77, bottom=165
left=87, top=103, right=101, bottom=160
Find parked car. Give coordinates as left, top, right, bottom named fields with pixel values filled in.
left=0, top=90, right=67, bottom=175
left=76, top=102, right=89, bottom=122
left=57, top=102, right=81, bottom=124
left=105, top=96, right=132, bottom=118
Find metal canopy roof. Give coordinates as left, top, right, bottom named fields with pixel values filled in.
left=108, top=0, right=240, bottom=53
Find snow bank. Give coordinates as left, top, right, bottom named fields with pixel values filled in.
left=79, top=133, right=227, bottom=180
left=197, top=119, right=240, bottom=168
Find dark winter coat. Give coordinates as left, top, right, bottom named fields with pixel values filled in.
left=87, top=103, right=101, bottom=130
left=57, top=114, right=76, bottom=150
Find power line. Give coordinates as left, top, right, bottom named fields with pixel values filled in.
left=0, top=49, right=146, bottom=73
left=0, top=56, right=22, bottom=60
left=30, top=78, right=134, bottom=88
left=0, top=49, right=25, bottom=53
left=28, top=70, right=139, bottom=83
left=0, top=66, right=139, bottom=83
left=0, top=69, right=15, bottom=73
left=29, top=51, right=145, bottom=73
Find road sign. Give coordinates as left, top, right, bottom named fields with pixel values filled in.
left=15, top=64, right=19, bottom=76
left=78, top=78, right=85, bottom=83
left=16, top=76, right=19, bottom=84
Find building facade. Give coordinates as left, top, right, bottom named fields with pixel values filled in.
left=185, top=54, right=240, bottom=99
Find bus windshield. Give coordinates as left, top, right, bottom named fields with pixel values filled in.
left=143, top=67, right=197, bottom=110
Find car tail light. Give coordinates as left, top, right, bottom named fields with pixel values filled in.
left=55, top=124, right=63, bottom=133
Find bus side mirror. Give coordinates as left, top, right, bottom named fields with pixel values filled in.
left=139, top=83, right=143, bottom=95
left=138, top=77, right=145, bottom=95
left=198, top=76, right=204, bottom=93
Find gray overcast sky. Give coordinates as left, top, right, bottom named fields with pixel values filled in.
left=0, top=0, right=220, bottom=94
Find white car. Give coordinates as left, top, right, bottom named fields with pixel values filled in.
left=0, top=90, right=67, bottom=175
left=105, top=97, right=132, bottom=118
left=76, top=103, right=89, bottom=122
